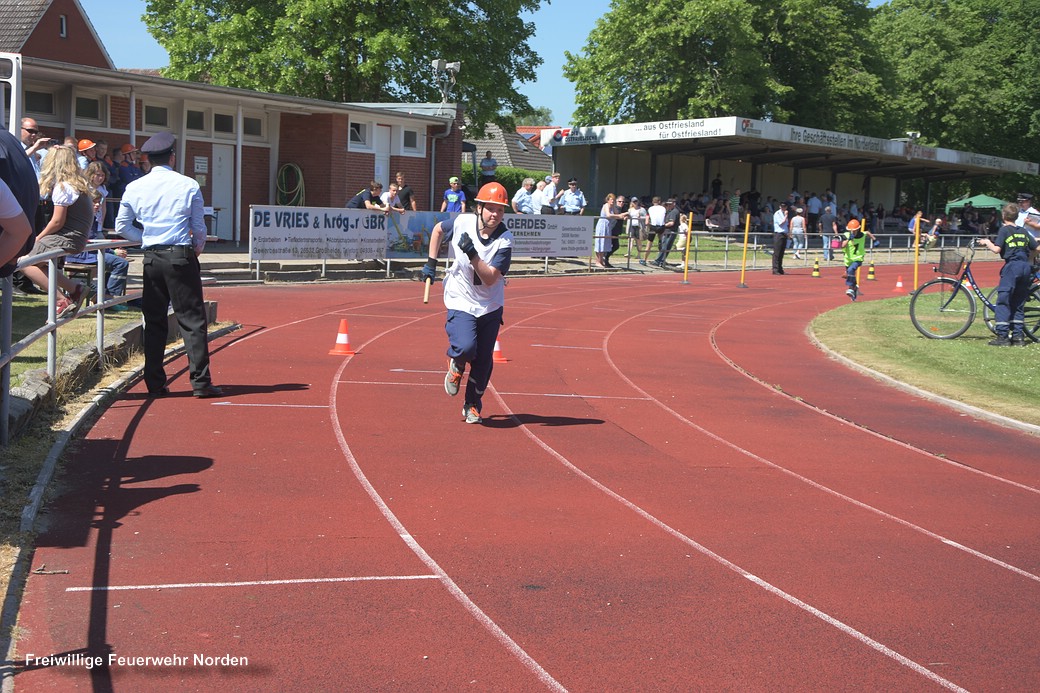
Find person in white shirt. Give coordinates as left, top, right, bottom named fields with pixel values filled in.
left=643, top=196, right=667, bottom=265
left=531, top=180, right=547, bottom=214
left=511, top=178, right=535, bottom=214
left=380, top=182, right=405, bottom=214
left=479, top=150, right=497, bottom=185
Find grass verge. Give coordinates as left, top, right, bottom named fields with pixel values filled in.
left=811, top=291, right=1040, bottom=427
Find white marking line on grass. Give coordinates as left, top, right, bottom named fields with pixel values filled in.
left=530, top=344, right=601, bottom=350
left=66, top=574, right=441, bottom=593
left=211, top=402, right=327, bottom=408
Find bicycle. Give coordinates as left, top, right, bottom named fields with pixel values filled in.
left=908, top=241, right=1040, bottom=340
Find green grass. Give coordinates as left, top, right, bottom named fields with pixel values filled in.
left=811, top=291, right=1040, bottom=427
left=7, top=293, right=141, bottom=382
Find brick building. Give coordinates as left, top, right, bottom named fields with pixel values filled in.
left=0, top=0, right=462, bottom=243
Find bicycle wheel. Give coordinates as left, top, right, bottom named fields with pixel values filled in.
left=909, top=278, right=977, bottom=339
left=985, top=286, right=1040, bottom=342
left=983, top=287, right=998, bottom=335
left=1024, top=287, right=1040, bottom=342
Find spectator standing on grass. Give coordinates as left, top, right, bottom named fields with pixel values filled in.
left=531, top=180, right=547, bottom=214
left=979, top=203, right=1038, bottom=346
left=628, top=196, right=648, bottom=259
left=790, top=206, right=807, bottom=259
left=594, top=193, right=618, bottom=268
left=116, top=132, right=221, bottom=398
left=729, top=188, right=741, bottom=230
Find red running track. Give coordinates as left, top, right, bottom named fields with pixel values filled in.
left=10, top=263, right=1039, bottom=691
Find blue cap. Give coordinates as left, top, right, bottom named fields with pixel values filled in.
left=141, top=132, right=175, bottom=156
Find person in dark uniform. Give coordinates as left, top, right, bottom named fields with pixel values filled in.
left=115, top=132, right=222, bottom=397
left=0, top=128, right=39, bottom=275
left=979, top=203, right=1038, bottom=346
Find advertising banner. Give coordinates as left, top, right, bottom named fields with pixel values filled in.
left=249, top=207, right=594, bottom=261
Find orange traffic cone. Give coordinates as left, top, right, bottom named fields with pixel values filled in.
left=328, top=318, right=356, bottom=355
left=493, top=339, right=508, bottom=363
left=893, top=275, right=904, bottom=293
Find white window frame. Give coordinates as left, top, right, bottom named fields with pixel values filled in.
left=24, top=87, right=59, bottom=118
left=241, top=111, right=265, bottom=140
left=73, top=92, right=105, bottom=126
left=142, top=100, right=173, bottom=131
left=185, top=107, right=209, bottom=134
left=213, top=111, right=236, bottom=137
left=349, top=119, right=373, bottom=152
left=400, top=126, right=425, bottom=157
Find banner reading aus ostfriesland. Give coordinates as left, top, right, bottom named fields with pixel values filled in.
left=249, top=206, right=594, bottom=261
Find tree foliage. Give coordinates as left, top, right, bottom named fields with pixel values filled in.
left=143, top=0, right=543, bottom=131
left=511, top=106, right=555, bottom=126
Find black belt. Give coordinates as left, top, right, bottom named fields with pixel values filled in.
left=146, top=244, right=192, bottom=252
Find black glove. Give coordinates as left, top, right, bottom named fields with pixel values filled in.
left=420, top=257, right=438, bottom=282
left=457, top=232, right=477, bottom=260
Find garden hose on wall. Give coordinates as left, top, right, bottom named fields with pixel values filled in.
left=276, top=163, right=305, bottom=206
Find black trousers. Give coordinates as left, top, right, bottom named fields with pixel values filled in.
left=141, top=246, right=212, bottom=392
left=772, top=233, right=788, bottom=272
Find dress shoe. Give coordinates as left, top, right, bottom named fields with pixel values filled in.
left=192, top=385, right=224, bottom=398
left=147, top=386, right=169, bottom=398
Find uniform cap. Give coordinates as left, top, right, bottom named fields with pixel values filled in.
left=1017, top=192, right=1033, bottom=202
left=141, top=132, right=176, bottom=156
left=77, top=139, right=96, bottom=152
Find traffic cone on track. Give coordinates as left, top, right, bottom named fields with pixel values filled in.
left=867, top=262, right=876, bottom=281
left=328, top=318, right=356, bottom=355
left=811, top=259, right=820, bottom=278
left=893, top=276, right=904, bottom=293
left=493, top=339, right=508, bottom=363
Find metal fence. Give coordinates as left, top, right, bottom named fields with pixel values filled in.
left=1, top=239, right=138, bottom=445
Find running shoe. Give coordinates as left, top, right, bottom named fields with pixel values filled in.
left=444, top=358, right=463, bottom=397
left=462, top=404, right=482, bottom=425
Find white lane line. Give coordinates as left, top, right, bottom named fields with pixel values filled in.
left=330, top=354, right=566, bottom=691
left=390, top=368, right=443, bottom=373
left=530, top=344, right=601, bottom=350
left=497, top=392, right=650, bottom=401
left=211, top=402, right=327, bottom=408
left=492, top=390, right=968, bottom=693
left=65, top=575, right=441, bottom=593
left=342, top=381, right=440, bottom=387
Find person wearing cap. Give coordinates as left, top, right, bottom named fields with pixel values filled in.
left=979, top=203, right=1038, bottom=346
left=542, top=172, right=560, bottom=214
left=1014, top=193, right=1040, bottom=240
left=115, top=132, right=222, bottom=398
left=118, top=143, right=144, bottom=189
left=771, top=201, right=790, bottom=274
left=440, top=176, right=467, bottom=213
left=76, top=139, right=96, bottom=170
left=421, top=182, right=514, bottom=425
left=651, top=198, right=681, bottom=267
left=557, top=178, right=586, bottom=215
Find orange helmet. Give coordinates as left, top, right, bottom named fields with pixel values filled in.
left=846, top=218, right=861, bottom=231
left=475, top=182, right=509, bottom=207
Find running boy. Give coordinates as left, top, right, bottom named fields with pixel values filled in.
left=421, top=182, right=513, bottom=424
left=841, top=218, right=875, bottom=301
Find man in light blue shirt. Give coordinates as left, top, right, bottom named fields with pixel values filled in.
left=511, top=178, right=535, bottom=214
left=116, top=132, right=220, bottom=399
left=557, top=178, right=586, bottom=215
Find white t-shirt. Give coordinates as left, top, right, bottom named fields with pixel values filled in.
left=0, top=179, right=22, bottom=219
left=628, top=206, right=647, bottom=231
left=647, top=204, right=666, bottom=226
left=442, top=214, right=513, bottom=316
left=380, top=191, right=401, bottom=208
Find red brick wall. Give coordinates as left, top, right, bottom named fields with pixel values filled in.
left=240, top=145, right=270, bottom=235
left=389, top=156, right=429, bottom=211
left=20, top=0, right=113, bottom=69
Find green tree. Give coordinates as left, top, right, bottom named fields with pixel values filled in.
left=143, top=0, right=543, bottom=132
left=511, top=106, right=555, bottom=126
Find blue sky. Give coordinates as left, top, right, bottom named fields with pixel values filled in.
left=78, top=0, right=610, bottom=126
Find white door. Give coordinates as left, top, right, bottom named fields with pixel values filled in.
left=375, top=125, right=391, bottom=187
left=211, top=144, right=234, bottom=240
